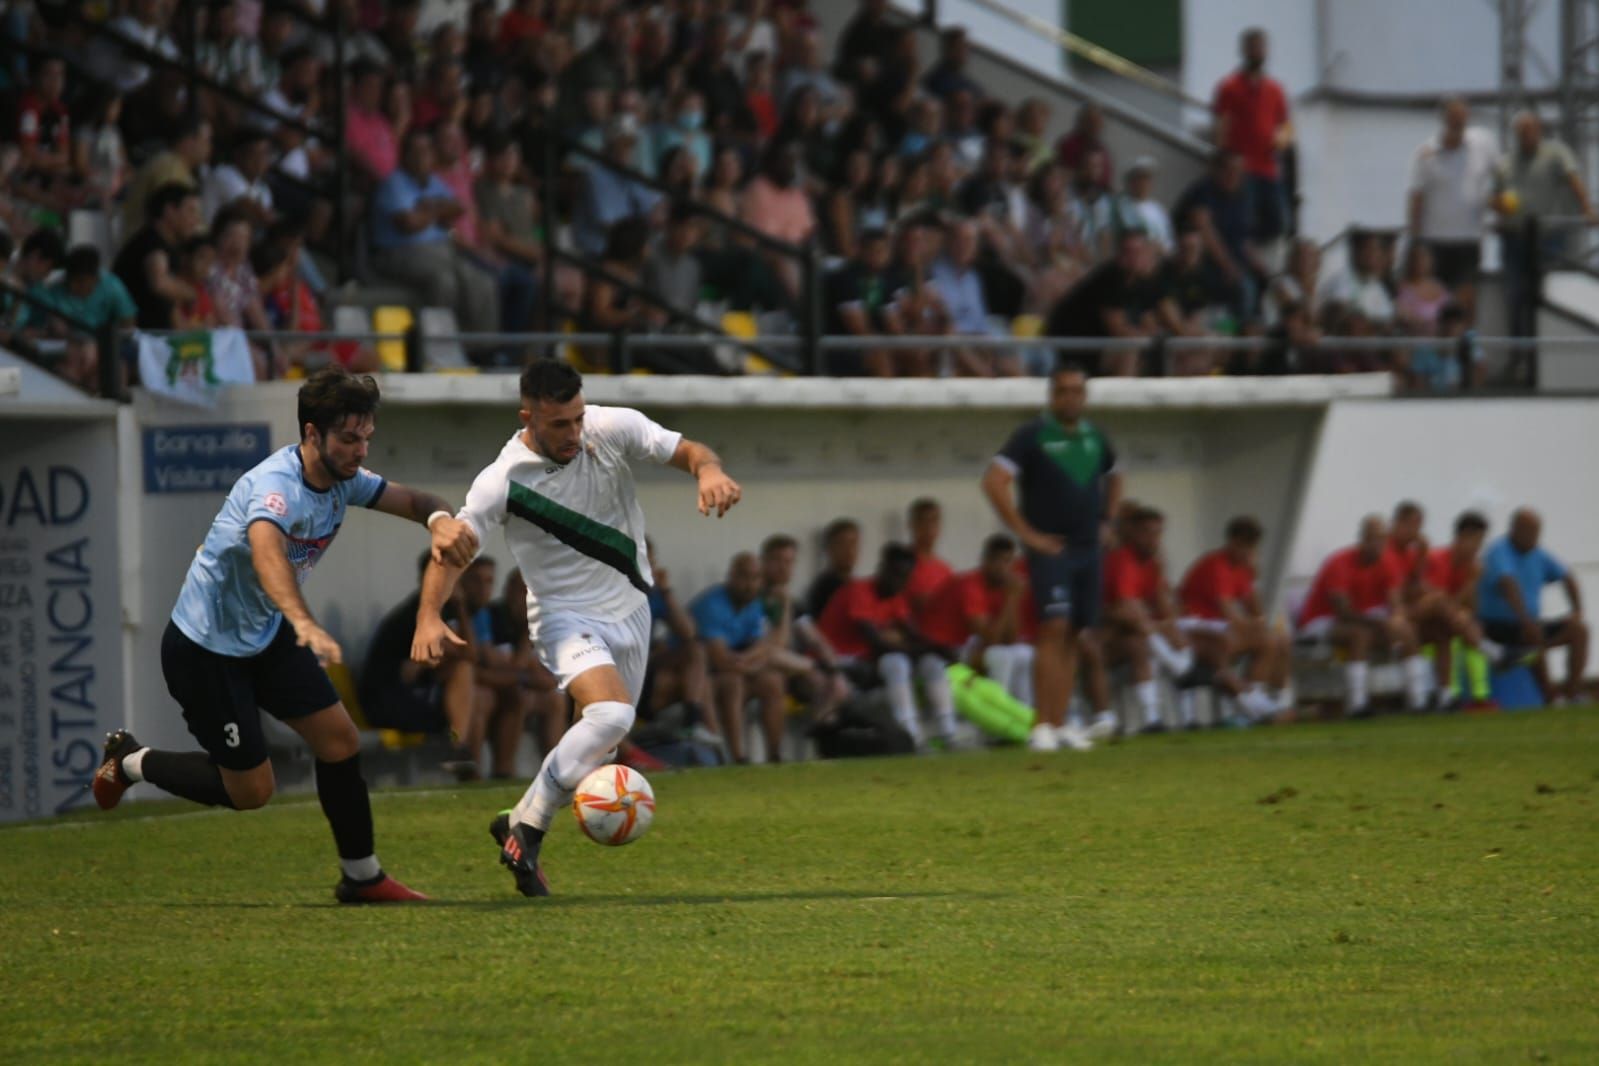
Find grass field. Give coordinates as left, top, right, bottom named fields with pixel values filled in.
left=4, top=710, right=1598, bottom=1064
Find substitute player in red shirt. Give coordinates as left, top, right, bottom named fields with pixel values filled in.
left=1418, top=511, right=1506, bottom=706
left=1099, top=506, right=1198, bottom=734
left=1297, top=515, right=1429, bottom=716
left=818, top=543, right=957, bottom=747
left=904, top=497, right=955, bottom=614
left=920, top=534, right=1035, bottom=707
left=1179, top=515, right=1293, bottom=722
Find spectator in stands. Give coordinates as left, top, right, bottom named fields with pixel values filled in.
left=195, top=0, right=265, bottom=94
left=1394, top=243, right=1451, bottom=376
left=643, top=202, right=704, bottom=318
left=73, top=89, right=129, bottom=211
left=1100, top=505, right=1202, bottom=734
left=206, top=212, right=270, bottom=332
left=932, top=216, right=1018, bottom=376
left=834, top=0, right=897, bottom=88
left=573, top=115, right=662, bottom=256
left=475, top=133, right=543, bottom=335
left=1496, top=111, right=1597, bottom=338
left=1318, top=230, right=1395, bottom=328
left=1407, top=97, right=1496, bottom=319
left=121, top=116, right=211, bottom=237
left=1044, top=230, right=1172, bottom=377
left=692, top=551, right=788, bottom=763
left=1406, top=302, right=1485, bottom=392
left=559, top=6, right=635, bottom=127
left=1023, top=163, right=1092, bottom=305
left=1056, top=103, right=1112, bottom=192
left=807, top=517, right=862, bottom=620
left=1175, top=149, right=1260, bottom=318
left=1013, top=97, right=1053, bottom=174
left=1178, top=515, right=1293, bottom=723
left=203, top=130, right=276, bottom=227
left=255, top=46, right=329, bottom=185
left=1265, top=236, right=1322, bottom=327
left=825, top=226, right=907, bottom=376
left=1212, top=27, right=1291, bottom=248
left=903, top=498, right=954, bottom=614
left=360, top=552, right=490, bottom=779
left=463, top=1, right=507, bottom=93
left=782, top=30, right=847, bottom=115
left=370, top=126, right=499, bottom=336
left=433, top=122, right=483, bottom=250
left=922, top=27, right=983, bottom=101
left=692, top=17, right=748, bottom=137
left=1478, top=508, right=1588, bottom=705
left=919, top=533, right=1035, bottom=706
left=741, top=144, right=816, bottom=299
left=345, top=59, right=401, bottom=184
left=0, top=229, right=62, bottom=339
left=1296, top=514, right=1431, bottom=717
left=946, top=90, right=986, bottom=170
left=643, top=539, right=722, bottom=754
left=114, top=181, right=202, bottom=330
left=1066, top=149, right=1116, bottom=261
left=413, top=55, right=468, bottom=131
left=92, top=0, right=180, bottom=95
left=824, top=148, right=887, bottom=258
left=1158, top=227, right=1234, bottom=374
left=19, top=244, right=136, bottom=392
left=651, top=88, right=714, bottom=180
left=15, top=56, right=71, bottom=189
left=729, top=0, right=779, bottom=69
left=744, top=52, right=780, bottom=141
left=890, top=219, right=953, bottom=375
left=377, top=0, right=425, bottom=84
left=1113, top=158, right=1174, bottom=253
left=818, top=542, right=959, bottom=748
left=499, top=0, right=549, bottom=54
left=172, top=236, right=218, bottom=329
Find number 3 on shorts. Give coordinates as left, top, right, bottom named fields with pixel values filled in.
left=223, top=722, right=240, bottom=748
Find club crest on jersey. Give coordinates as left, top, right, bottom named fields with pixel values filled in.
left=262, top=492, right=288, bottom=516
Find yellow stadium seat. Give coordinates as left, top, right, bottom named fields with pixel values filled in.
left=324, top=661, right=369, bottom=729
left=722, top=310, right=785, bottom=375
left=1012, top=314, right=1044, bottom=338
left=283, top=364, right=307, bottom=380
left=373, top=306, right=413, bottom=372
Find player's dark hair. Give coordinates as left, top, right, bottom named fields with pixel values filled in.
left=823, top=518, right=859, bottom=543
left=1132, top=505, right=1164, bottom=525
left=64, top=245, right=100, bottom=280
left=1454, top=510, right=1489, bottom=536
left=761, top=533, right=798, bottom=556
left=21, top=228, right=65, bottom=265
left=1393, top=499, right=1423, bottom=522
left=1225, top=515, right=1264, bottom=545
left=982, top=533, right=1016, bottom=558
left=880, top=542, right=916, bottom=569
left=147, top=181, right=198, bottom=222
left=908, top=497, right=940, bottom=521
left=297, top=365, right=381, bottom=440
left=520, top=359, right=583, bottom=404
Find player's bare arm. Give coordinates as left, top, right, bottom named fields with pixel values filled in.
left=247, top=517, right=343, bottom=664
left=669, top=438, right=742, bottom=517
left=368, top=482, right=480, bottom=567
left=411, top=557, right=469, bottom=667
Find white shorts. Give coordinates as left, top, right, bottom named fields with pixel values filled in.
left=530, top=599, right=653, bottom=705
left=1177, top=617, right=1231, bottom=635
left=1298, top=607, right=1389, bottom=642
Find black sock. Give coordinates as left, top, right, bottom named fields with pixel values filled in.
left=141, top=750, right=236, bottom=808
left=315, top=753, right=375, bottom=862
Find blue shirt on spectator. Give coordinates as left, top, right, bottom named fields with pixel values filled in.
left=573, top=162, right=660, bottom=256
left=1478, top=535, right=1568, bottom=622
left=930, top=256, right=994, bottom=336
left=689, top=584, right=767, bottom=651
left=371, top=168, right=456, bottom=251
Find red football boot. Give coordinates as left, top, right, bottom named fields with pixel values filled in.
left=334, top=874, right=431, bottom=903
left=91, top=731, right=142, bottom=811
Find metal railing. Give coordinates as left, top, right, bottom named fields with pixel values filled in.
left=1, top=281, right=124, bottom=399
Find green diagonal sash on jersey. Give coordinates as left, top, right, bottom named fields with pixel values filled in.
left=505, top=482, right=649, bottom=592
left=1038, top=417, right=1104, bottom=486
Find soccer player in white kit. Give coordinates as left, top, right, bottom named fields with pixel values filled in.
left=410, top=361, right=741, bottom=896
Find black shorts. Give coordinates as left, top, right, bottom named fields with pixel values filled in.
left=161, top=619, right=339, bottom=771
left=1482, top=617, right=1569, bottom=647
left=1426, top=241, right=1481, bottom=288
left=1026, top=548, right=1102, bottom=630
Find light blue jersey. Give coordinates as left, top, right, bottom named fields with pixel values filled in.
left=171, top=445, right=386, bottom=656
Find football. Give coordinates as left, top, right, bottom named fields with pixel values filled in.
left=573, top=764, right=656, bottom=846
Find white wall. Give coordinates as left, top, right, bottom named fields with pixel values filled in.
left=940, top=0, right=1070, bottom=81
left=1282, top=399, right=1599, bottom=646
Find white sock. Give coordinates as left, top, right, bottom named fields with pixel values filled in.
left=1136, top=679, right=1161, bottom=724
left=879, top=653, right=922, bottom=743
left=1238, top=684, right=1276, bottom=720
left=122, top=747, right=148, bottom=782
left=1402, top=654, right=1433, bottom=710
left=1009, top=647, right=1035, bottom=708
left=1149, top=633, right=1193, bottom=677
left=1479, top=637, right=1504, bottom=659
left=340, top=855, right=381, bottom=881
left=1271, top=686, right=1295, bottom=713
left=918, top=654, right=958, bottom=739
left=513, top=700, right=635, bottom=832
left=1345, top=661, right=1370, bottom=711
left=1177, top=689, right=1198, bottom=725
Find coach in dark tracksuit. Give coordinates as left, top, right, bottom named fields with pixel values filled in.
left=980, top=363, right=1122, bottom=752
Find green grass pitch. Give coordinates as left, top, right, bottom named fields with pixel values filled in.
left=3, top=709, right=1597, bottom=1064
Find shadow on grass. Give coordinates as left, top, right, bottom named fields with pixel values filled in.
left=143, top=889, right=989, bottom=911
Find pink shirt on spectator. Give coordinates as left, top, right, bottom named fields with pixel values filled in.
left=345, top=104, right=398, bottom=181
left=741, top=176, right=815, bottom=244
left=438, top=159, right=480, bottom=247
left=235, top=0, right=262, bottom=38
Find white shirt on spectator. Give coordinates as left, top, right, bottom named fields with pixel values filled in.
left=203, top=164, right=275, bottom=224
left=1317, top=271, right=1394, bottom=323
left=1116, top=194, right=1174, bottom=252
left=93, top=16, right=181, bottom=93
left=1408, top=127, right=1497, bottom=242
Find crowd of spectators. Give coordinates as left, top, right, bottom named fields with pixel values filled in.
left=1, top=2, right=1594, bottom=393
left=356, top=490, right=1585, bottom=777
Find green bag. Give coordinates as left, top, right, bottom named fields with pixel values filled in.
left=947, top=663, right=1034, bottom=743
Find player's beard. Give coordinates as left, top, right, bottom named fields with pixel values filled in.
left=316, top=441, right=359, bottom=482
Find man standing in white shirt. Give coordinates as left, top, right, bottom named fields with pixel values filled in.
left=1407, top=97, right=1497, bottom=318
left=411, top=360, right=742, bottom=897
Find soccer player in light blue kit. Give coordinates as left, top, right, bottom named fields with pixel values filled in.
left=92, top=368, right=480, bottom=903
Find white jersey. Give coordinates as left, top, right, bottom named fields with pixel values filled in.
left=456, top=405, right=682, bottom=628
